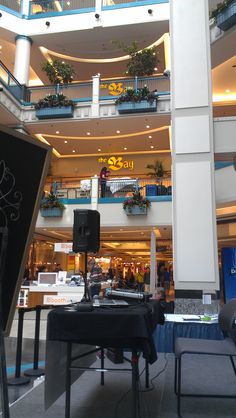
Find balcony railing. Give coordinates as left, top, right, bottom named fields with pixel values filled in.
left=0, top=0, right=20, bottom=13
left=29, top=0, right=96, bottom=16
left=102, top=0, right=168, bottom=9
left=28, top=75, right=169, bottom=104
left=0, top=61, right=30, bottom=103
left=45, top=177, right=172, bottom=200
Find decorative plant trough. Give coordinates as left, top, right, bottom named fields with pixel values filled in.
left=217, top=0, right=236, bottom=31
left=36, top=106, right=74, bottom=120
left=40, top=207, right=64, bottom=217
left=117, top=100, right=157, bottom=114
left=125, top=206, right=147, bottom=216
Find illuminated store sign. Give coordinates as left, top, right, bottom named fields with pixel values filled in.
left=100, top=82, right=124, bottom=96
left=98, top=156, right=134, bottom=171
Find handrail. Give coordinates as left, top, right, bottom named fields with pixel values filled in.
left=0, top=60, right=30, bottom=103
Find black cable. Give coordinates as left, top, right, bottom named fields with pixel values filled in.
left=139, top=353, right=168, bottom=393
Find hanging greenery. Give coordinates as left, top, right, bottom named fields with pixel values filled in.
left=209, top=0, right=234, bottom=20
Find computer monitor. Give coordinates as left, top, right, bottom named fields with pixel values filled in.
left=38, top=272, right=58, bottom=286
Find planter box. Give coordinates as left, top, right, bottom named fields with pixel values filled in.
left=125, top=206, right=147, bottom=216
left=36, top=106, right=74, bottom=120
left=217, top=1, right=236, bottom=31
left=40, top=208, right=64, bottom=217
left=117, top=100, right=157, bottom=114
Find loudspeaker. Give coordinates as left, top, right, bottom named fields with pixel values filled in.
left=73, top=209, right=100, bottom=253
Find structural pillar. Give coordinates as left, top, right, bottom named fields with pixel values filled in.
left=150, top=230, right=157, bottom=294
left=170, top=0, right=219, bottom=290
left=91, top=74, right=100, bottom=117
left=91, top=176, right=99, bottom=210
left=14, top=35, right=32, bottom=85
left=20, top=0, right=31, bottom=17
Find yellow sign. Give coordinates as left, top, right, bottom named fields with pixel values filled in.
left=98, top=156, right=134, bottom=171
left=100, top=82, right=124, bottom=96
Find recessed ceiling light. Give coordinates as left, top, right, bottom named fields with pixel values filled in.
left=64, top=140, right=68, bottom=143
left=148, top=135, right=152, bottom=139
left=154, top=67, right=158, bottom=71
left=72, top=150, right=76, bottom=153
left=56, top=131, right=60, bottom=134
left=225, top=89, right=231, bottom=93
left=116, top=130, right=120, bottom=134
left=66, top=1, right=70, bottom=4
left=98, top=148, right=101, bottom=152
left=146, top=125, right=150, bottom=128
left=141, top=232, right=144, bottom=235
left=150, top=145, right=154, bottom=149
left=87, top=132, right=91, bottom=136
left=124, top=147, right=127, bottom=150
left=0, top=46, right=2, bottom=50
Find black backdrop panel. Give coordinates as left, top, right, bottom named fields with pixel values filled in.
left=0, top=125, right=51, bottom=334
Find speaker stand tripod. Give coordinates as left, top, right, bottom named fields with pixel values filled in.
left=82, top=251, right=91, bottom=302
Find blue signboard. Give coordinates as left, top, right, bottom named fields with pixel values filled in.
left=222, top=247, right=236, bottom=302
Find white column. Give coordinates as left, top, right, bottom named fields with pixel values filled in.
left=96, top=0, right=102, bottom=15
left=170, top=0, right=219, bottom=290
left=150, top=230, right=157, bottom=294
left=21, top=0, right=31, bottom=16
left=91, top=176, right=99, bottom=210
left=14, top=35, right=32, bottom=85
left=91, top=74, right=100, bottom=117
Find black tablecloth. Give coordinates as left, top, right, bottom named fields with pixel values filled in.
left=47, top=301, right=164, bottom=364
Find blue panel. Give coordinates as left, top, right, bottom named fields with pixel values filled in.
left=222, top=247, right=236, bottom=302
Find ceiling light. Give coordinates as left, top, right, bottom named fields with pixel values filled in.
left=0, top=46, right=2, bottom=50
left=148, top=135, right=152, bottom=139
left=146, top=125, right=150, bottom=128
left=72, top=150, right=76, bottom=153
left=66, top=2, right=70, bottom=5
left=87, top=132, right=91, bottom=135
left=56, top=131, right=60, bottom=134
left=124, top=147, right=127, bottom=150
left=116, top=130, right=120, bottom=134
left=150, top=145, right=154, bottom=149
left=64, top=140, right=68, bottom=143
left=141, top=232, right=144, bottom=235
left=154, top=67, right=158, bottom=71
left=225, top=89, right=231, bottom=93
left=98, top=148, right=101, bottom=152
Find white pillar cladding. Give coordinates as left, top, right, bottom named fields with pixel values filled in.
left=150, top=230, right=157, bottom=294
left=20, top=0, right=31, bottom=16
left=170, top=0, right=219, bottom=290
left=14, top=35, right=32, bottom=85
left=96, top=0, right=102, bottom=16
left=91, top=176, right=99, bottom=210
left=91, top=74, right=100, bottom=117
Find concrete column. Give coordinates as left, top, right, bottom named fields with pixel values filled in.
left=150, top=230, right=157, bottom=294
left=20, top=0, right=31, bottom=16
left=170, top=0, right=219, bottom=290
left=96, top=0, right=102, bottom=15
left=14, top=35, right=32, bottom=85
left=91, top=176, right=99, bottom=210
left=91, top=74, right=100, bottom=117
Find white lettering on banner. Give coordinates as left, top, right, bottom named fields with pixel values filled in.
left=43, top=294, right=81, bottom=305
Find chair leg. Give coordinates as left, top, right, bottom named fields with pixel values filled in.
left=100, top=347, right=105, bottom=386
left=230, top=355, right=236, bottom=377
left=177, top=357, right=182, bottom=418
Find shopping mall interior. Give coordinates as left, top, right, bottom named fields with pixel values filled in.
left=1, top=1, right=236, bottom=417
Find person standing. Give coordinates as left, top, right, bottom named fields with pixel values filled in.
left=143, top=266, right=150, bottom=292
left=135, top=266, right=144, bottom=292
left=99, top=166, right=110, bottom=198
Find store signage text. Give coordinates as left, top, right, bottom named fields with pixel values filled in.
left=98, top=156, right=134, bottom=171
left=100, top=82, right=124, bottom=96
left=54, top=242, right=73, bottom=253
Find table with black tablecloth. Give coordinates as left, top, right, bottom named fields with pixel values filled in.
left=46, top=301, right=165, bottom=418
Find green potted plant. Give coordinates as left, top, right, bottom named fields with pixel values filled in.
left=210, top=0, right=236, bottom=31
left=146, top=160, right=166, bottom=196
left=115, top=85, right=157, bottom=114
left=40, top=191, right=66, bottom=217
left=123, top=190, right=151, bottom=215
left=35, top=59, right=75, bottom=119
left=116, top=41, right=158, bottom=77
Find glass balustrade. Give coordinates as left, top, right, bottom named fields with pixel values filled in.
left=29, top=0, right=96, bottom=16
left=0, top=0, right=20, bottom=13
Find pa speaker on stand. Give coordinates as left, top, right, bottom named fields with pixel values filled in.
left=73, top=210, right=100, bottom=301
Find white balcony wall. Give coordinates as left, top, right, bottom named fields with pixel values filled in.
left=215, top=165, right=236, bottom=205
left=36, top=201, right=172, bottom=229
left=0, top=3, right=169, bottom=38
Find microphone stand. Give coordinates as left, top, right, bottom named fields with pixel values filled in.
left=82, top=251, right=91, bottom=302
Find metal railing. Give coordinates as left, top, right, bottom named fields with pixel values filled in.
left=29, top=0, right=96, bottom=16
left=26, top=75, right=169, bottom=104
left=102, top=0, right=168, bottom=7
left=0, top=61, right=30, bottom=103
left=0, top=0, right=20, bottom=12
left=44, top=177, right=172, bottom=200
